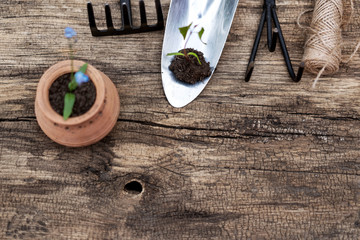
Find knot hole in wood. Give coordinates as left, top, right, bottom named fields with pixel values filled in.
left=124, top=180, right=143, bottom=195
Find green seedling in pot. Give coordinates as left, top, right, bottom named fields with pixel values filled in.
left=167, top=22, right=206, bottom=65
left=63, top=27, right=89, bottom=120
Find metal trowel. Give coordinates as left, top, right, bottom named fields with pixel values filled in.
left=161, top=0, right=239, bottom=108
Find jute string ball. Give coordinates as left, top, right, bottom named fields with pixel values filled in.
left=300, top=0, right=360, bottom=87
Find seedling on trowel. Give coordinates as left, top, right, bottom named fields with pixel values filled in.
left=167, top=22, right=207, bottom=65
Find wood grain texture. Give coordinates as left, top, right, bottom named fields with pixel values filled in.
left=1, top=0, right=360, bottom=239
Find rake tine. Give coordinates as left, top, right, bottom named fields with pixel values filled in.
left=120, top=0, right=132, bottom=29
left=87, top=2, right=99, bottom=35
left=87, top=0, right=164, bottom=36
left=269, top=28, right=278, bottom=52
left=105, top=4, right=115, bottom=31
left=139, top=0, right=147, bottom=27
left=155, top=0, right=164, bottom=27
left=245, top=10, right=266, bottom=82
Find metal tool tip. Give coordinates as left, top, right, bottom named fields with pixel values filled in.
left=294, top=62, right=305, bottom=82
left=245, top=62, right=255, bottom=82
left=248, top=61, right=255, bottom=69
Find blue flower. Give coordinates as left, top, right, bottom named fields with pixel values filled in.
left=75, top=71, right=89, bottom=85
left=64, top=27, right=77, bottom=39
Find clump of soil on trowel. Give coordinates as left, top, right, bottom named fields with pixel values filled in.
left=169, top=48, right=211, bottom=84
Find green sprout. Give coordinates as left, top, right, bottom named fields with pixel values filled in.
left=167, top=22, right=207, bottom=65
left=63, top=27, right=89, bottom=120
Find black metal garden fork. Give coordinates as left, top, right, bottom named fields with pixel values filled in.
left=245, top=0, right=304, bottom=82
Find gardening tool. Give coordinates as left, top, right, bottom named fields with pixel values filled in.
left=245, top=0, right=304, bottom=82
left=161, top=0, right=239, bottom=108
left=87, top=0, right=164, bottom=36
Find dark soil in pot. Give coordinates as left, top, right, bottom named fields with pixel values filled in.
left=49, top=73, right=96, bottom=117
left=169, top=48, right=211, bottom=84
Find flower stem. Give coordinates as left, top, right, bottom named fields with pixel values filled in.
left=68, top=40, right=75, bottom=91
left=183, top=31, right=192, bottom=60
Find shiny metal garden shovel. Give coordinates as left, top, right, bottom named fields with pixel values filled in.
left=161, top=0, right=239, bottom=108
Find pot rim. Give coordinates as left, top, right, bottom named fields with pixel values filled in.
left=36, top=60, right=105, bottom=126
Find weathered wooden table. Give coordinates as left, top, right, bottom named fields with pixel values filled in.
left=1, top=0, right=360, bottom=239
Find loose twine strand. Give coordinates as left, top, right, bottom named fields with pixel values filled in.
left=298, top=0, right=359, bottom=88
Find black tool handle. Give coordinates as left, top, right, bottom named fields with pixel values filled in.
left=271, top=8, right=304, bottom=82
left=245, top=10, right=266, bottom=82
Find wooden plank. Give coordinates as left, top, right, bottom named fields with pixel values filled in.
left=1, top=118, right=360, bottom=239
left=0, top=0, right=360, bottom=239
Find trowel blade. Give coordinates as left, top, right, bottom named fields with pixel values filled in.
left=161, top=0, right=239, bottom=108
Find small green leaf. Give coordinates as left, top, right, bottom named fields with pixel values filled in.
left=63, top=93, right=75, bottom=120
left=167, top=52, right=186, bottom=57
left=179, top=22, right=192, bottom=40
left=78, top=63, right=88, bottom=74
left=188, top=52, right=202, bottom=65
left=198, top=27, right=207, bottom=45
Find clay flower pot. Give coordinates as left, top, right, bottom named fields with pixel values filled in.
left=35, top=60, right=120, bottom=147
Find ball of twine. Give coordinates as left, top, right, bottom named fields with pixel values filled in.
left=300, top=0, right=359, bottom=87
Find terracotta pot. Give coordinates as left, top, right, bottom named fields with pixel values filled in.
left=35, top=60, right=120, bottom=147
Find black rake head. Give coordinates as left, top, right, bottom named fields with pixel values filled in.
left=87, top=0, right=164, bottom=37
